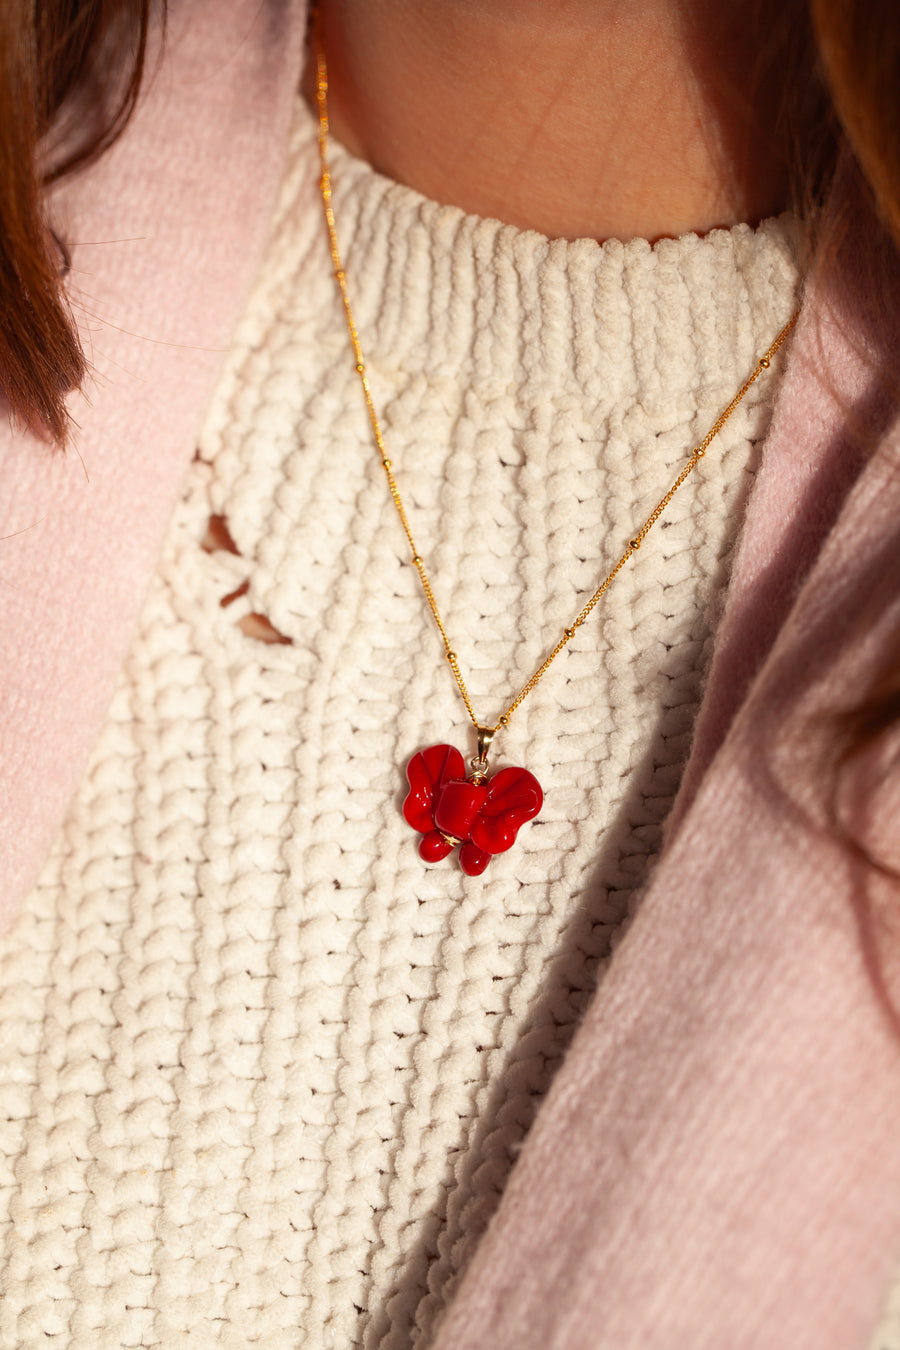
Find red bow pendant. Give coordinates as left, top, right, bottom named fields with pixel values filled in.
left=403, top=743, right=543, bottom=875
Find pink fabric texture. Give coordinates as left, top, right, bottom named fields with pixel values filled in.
left=2, top=4, right=900, bottom=1346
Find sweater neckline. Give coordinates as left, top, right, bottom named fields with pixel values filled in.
left=304, top=89, right=802, bottom=264
left=282, top=91, right=802, bottom=421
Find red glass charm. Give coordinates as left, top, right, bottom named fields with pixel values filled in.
left=403, top=743, right=543, bottom=874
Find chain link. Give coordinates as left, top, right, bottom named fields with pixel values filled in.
left=314, top=35, right=798, bottom=742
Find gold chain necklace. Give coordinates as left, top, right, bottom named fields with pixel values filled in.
left=313, top=35, right=797, bottom=876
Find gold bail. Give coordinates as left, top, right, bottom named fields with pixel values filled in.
left=475, top=724, right=495, bottom=768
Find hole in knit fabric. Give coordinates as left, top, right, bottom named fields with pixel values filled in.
left=201, top=513, right=294, bottom=646
left=236, top=610, right=294, bottom=646
left=201, top=513, right=241, bottom=555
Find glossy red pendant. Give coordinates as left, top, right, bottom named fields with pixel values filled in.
left=403, top=744, right=543, bottom=874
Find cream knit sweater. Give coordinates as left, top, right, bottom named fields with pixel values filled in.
left=0, top=98, right=823, bottom=1348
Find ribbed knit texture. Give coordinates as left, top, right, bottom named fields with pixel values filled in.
left=0, top=99, right=806, bottom=1348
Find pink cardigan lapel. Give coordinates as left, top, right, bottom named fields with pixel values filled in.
left=0, top=0, right=309, bottom=920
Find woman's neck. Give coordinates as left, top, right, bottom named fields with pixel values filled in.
left=307, top=0, right=794, bottom=244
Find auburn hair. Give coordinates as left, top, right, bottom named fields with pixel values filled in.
left=0, top=0, right=156, bottom=445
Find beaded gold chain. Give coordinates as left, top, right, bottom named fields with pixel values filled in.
left=313, top=31, right=797, bottom=874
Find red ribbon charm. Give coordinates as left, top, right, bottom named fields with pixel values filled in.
left=403, top=744, right=543, bottom=875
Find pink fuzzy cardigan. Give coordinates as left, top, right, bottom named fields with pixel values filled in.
left=2, top=2, right=900, bottom=1345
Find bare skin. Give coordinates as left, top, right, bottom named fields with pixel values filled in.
left=306, top=0, right=793, bottom=244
